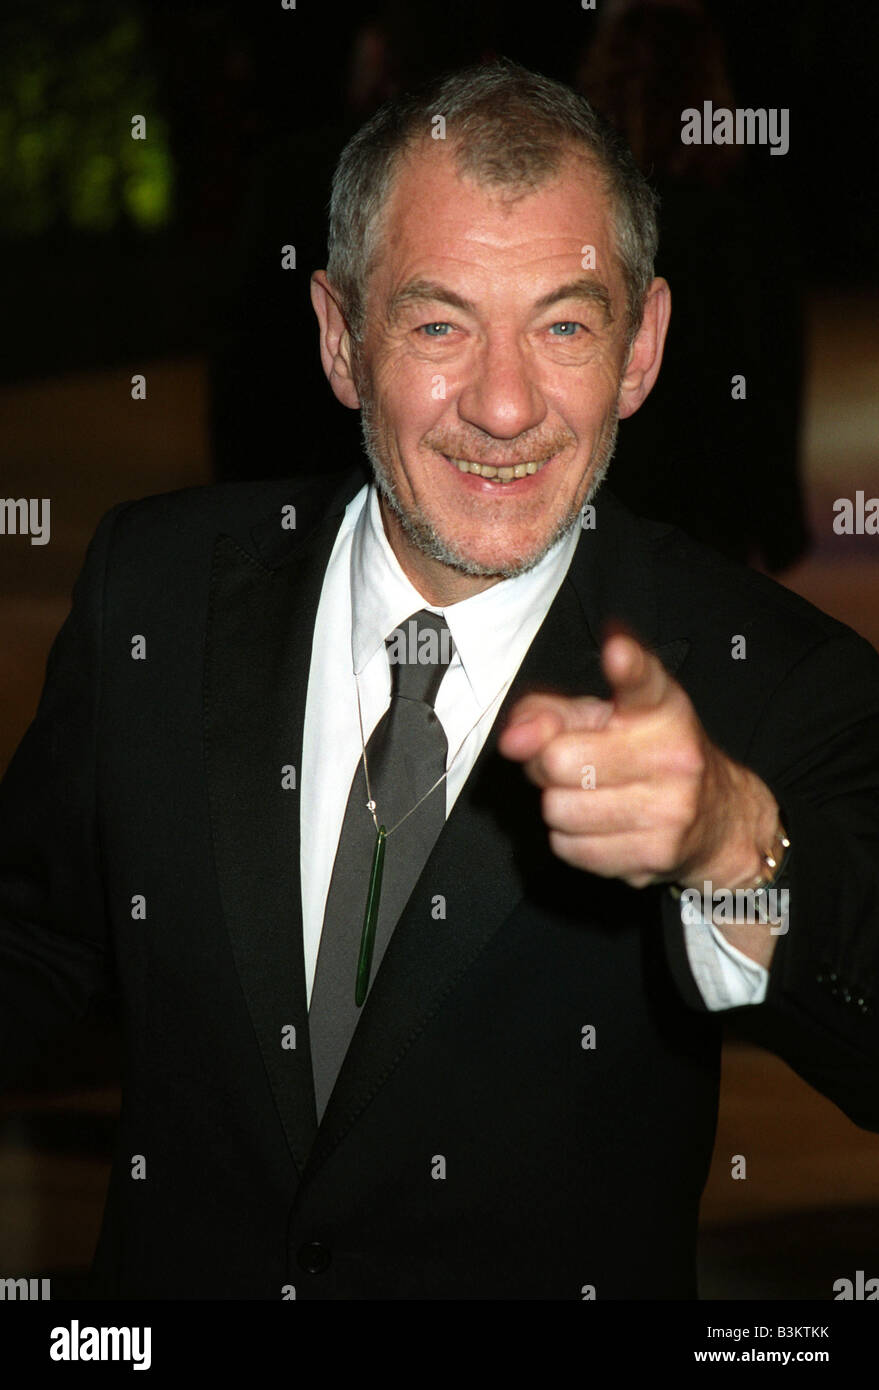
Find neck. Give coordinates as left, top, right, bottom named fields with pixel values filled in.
left=379, top=498, right=503, bottom=606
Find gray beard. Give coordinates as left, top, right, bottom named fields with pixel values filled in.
left=358, top=393, right=619, bottom=581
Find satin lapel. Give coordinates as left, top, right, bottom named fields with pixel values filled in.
left=306, top=503, right=691, bottom=1172
left=203, top=506, right=347, bottom=1174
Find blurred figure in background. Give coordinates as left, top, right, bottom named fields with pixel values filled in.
left=210, top=1, right=501, bottom=483
left=578, top=0, right=809, bottom=571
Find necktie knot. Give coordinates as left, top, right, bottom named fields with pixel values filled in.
left=385, top=610, right=454, bottom=706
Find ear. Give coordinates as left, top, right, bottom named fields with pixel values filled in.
left=617, top=277, right=671, bottom=419
left=310, top=270, right=361, bottom=409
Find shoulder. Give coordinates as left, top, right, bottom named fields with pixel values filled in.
left=87, top=469, right=367, bottom=573
left=600, top=488, right=861, bottom=658
left=110, top=469, right=364, bottom=546
left=587, top=491, right=879, bottom=748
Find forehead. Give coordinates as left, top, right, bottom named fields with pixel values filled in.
left=370, top=140, right=620, bottom=299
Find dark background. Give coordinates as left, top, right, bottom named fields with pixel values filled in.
left=2, top=1, right=877, bottom=412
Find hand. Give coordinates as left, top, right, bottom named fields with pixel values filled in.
left=497, top=631, right=777, bottom=893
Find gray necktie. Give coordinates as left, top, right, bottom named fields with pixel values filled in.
left=309, top=610, right=454, bottom=1122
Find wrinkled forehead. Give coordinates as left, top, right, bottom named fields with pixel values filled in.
left=368, top=138, right=620, bottom=291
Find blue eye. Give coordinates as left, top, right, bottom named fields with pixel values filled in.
left=549, top=322, right=582, bottom=336
left=420, top=322, right=452, bottom=337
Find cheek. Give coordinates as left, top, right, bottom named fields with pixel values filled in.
left=375, top=361, right=452, bottom=439
left=546, top=364, right=621, bottom=419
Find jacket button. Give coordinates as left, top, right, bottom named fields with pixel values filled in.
left=298, top=1241, right=331, bottom=1274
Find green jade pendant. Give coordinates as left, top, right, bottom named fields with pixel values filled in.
left=355, top=824, right=386, bottom=1006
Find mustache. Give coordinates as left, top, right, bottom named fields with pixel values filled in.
left=422, top=432, right=575, bottom=466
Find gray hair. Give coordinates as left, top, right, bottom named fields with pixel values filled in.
left=326, top=58, right=659, bottom=350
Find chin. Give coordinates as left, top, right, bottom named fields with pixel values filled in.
left=363, top=404, right=616, bottom=584
left=389, top=493, right=581, bottom=581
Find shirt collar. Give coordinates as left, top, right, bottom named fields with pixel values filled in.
left=350, top=484, right=581, bottom=706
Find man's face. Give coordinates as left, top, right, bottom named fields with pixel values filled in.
left=315, top=141, right=668, bottom=601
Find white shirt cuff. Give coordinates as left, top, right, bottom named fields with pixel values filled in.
left=681, top=908, right=770, bottom=1010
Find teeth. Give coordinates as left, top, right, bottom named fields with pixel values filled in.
left=448, top=456, right=550, bottom=482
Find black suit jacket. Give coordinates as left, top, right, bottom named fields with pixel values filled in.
left=1, top=470, right=877, bottom=1300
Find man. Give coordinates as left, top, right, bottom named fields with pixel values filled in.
left=1, top=60, right=877, bottom=1300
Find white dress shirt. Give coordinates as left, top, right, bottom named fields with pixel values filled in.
left=300, top=482, right=768, bottom=1010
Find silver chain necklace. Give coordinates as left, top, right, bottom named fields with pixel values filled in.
left=350, top=662, right=505, bottom=1005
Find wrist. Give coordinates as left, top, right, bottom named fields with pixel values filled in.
left=672, top=759, right=789, bottom=891
left=680, top=761, right=779, bottom=891
left=668, top=763, right=790, bottom=969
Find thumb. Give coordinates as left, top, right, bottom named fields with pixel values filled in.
left=602, top=633, right=669, bottom=712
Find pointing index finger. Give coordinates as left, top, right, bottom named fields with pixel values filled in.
left=498, top=691, right=614, bottom=761
left=497, top=693, right=569, bottom=761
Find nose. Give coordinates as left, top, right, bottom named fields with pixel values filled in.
left=456, top=331, right=547, bottom=442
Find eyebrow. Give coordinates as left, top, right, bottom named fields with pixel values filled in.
left=385, top=275, right=614, bottom=326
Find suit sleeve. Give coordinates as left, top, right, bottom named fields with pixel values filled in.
left=0, top=503, right=129, bottom=1088
left=662, top=628, right=879, bottom=1131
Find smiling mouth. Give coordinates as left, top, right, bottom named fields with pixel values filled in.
left=443, top=454, right=553, bottom=482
